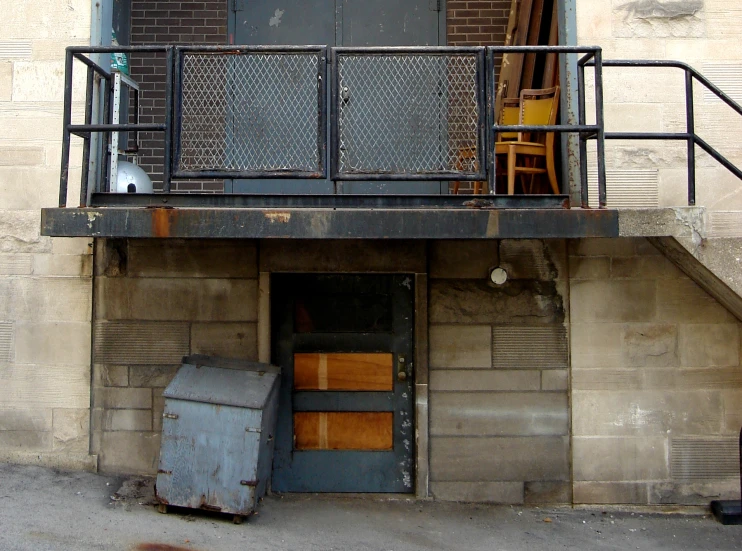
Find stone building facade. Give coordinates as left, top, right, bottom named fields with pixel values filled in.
left=2, top=0, right=742, bottom=506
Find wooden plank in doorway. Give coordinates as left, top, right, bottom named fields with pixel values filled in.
left=294, top=353, right=393, bottom=391
left=294, top=412, right=394, bottom=450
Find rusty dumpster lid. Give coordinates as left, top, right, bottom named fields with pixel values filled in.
left=163, top=356, right=280, bottom=409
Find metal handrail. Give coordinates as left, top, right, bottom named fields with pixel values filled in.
left=588, top=59, right=742, bottom=207
left=59, top=46, right=174, bottom=207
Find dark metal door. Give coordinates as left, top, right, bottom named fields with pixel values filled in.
left=271, top=274, right=415, bottom=493
left=228, top=0, right=443, bottom=194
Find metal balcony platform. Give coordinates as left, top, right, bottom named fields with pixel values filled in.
left=41, top=202, right=618, bottom=240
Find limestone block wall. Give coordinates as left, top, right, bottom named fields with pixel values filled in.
left=570, top=237, right=742, bottom=504
left=0, top=1, right=94, bottom=470
left=577, top=0, right=742, bottom=211
left=428, top=239, right=572, bottom=504
left=92, top=239, right=259, bottom=474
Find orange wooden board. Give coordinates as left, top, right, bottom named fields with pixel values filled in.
left=294, top=412, right=393, bottom=450
left=294, top=353, right=393, bottom=391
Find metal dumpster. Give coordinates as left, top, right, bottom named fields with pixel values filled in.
left=155, top=355, right=281, bottom=523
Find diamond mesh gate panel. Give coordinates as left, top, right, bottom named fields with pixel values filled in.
left=335, top=53, right=482, bottom=177
left=176, top=51, right=323, bottom=176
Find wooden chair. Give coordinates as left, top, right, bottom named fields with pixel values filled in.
left=452, top=98, right=522, bottom=195
left=495, top=86, right=560, bottom=195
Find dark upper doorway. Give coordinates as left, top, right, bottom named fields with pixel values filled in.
left=227, top=0, right=446, bottom=195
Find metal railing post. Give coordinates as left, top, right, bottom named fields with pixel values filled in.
left=59, top=49, right=74, bottom=207
left=578, top=56, right=588, bottom=208
left=163, top=46, right=174, bottom=193
left=594, top=49, right=607, bottom=208
left=79, top=66, right=95, bottom=207
left=685, top=69, right=696, bottom=206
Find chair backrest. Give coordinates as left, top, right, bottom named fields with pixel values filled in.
left=518, top=86, right=560, bottom=143
left=497, top=97, right=521, bottom=142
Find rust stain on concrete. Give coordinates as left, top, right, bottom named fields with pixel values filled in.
left=264, top=212, right=291, bottom=224
left=151, top=208, right=177, bottom=238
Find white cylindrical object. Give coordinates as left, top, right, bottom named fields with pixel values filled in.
left=115, top=161, right=153, bottom=194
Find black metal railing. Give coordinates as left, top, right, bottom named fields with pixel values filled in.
left=592, top=60, right=742, bottom=207
left=60, top=46, right=174, bottom=206
left=58, top=44, right=742, bottom=210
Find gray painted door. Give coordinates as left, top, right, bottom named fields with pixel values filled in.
left=228, top=0, right=443, bottom=194
left=271, top=274, right=415, bottom=493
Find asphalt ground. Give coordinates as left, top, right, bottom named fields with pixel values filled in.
left=0, top=463, right=740, bottom=551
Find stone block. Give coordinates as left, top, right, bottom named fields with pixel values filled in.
left=576, top=0, right=612, bottom=38
left=524, top=481, right=572, bottom=505
left=32, top=254, right=92, bottom=277
left=429, top=240, right=499, bottom=279
left=649, top=481, right=742, bottom=506
left=259, top=240, right=426, bottom=273
left=569, top=238, right=644, bottom=258
left=541, top=370, right=568, bottom=391
left=570, top=280, right=656, bottom=322
left=152, top=393, right=166, bottom=432
left=52, top=408, right=89, bottom=452
left=104, top=409, right=152, bottom=432
left=0, top=254, right=32, bottom=275
left=492, top=325, right=568, bottom=369
left=0, top=62, right=11, bottom=101
left=643, top=367, right=742, bottom=391
left=430, top=392, right=568, bottom=437
left=572, top=390, right=723, bottom=436
left=572, top=369, right=644, bottom=391
left=127, top=239, right=258, bottom=278
left=128, top=365, right=179, bottom=388
left=0, top=430, right=51, bottom=450
left=573, top=437, right=668, bottom=482
left=656, top=277, right=734, bottom=323
left=95, top=277, right=258, bottom=322
left=0, top=147, right=44, bottom=167
left=622, top=323, right=679, bottom=367
left=12, top=61, right=69, bottom=102
left=52, top=238, right=92, bottom=256
left=0, top=210, right=44, bottom=253
left=92, top=364, right=128, bottom=388
left=569, top=257, right=610, bottom=279
left=611, top=256, right=685, bottom=280
left=573, top=482, right=648, bottom=505
left=0, top=363, right=89, bottom=409
left=611, top=1, right=705, bottom=39
left=430, top=436, right=569, bottom=482
left=430, top=370, right=540, bottom=392
left=679, top=324, right=739, bottom=367
left=0, top=408, right=52, bottom=431
left=98, top=431, right=161, bottom=474
left=191, top=322, right=258, bottom=361
left=430, top=280, right=565, bottom=325
left=721, top=389, right=742, bottom=434
left=14, top=321, right=91, bottom=366
left=93, top=321, right=189, bottom=365
left=429, top=325, right=491, bottom=368
left=431, top=481, right=524, bottom=504
left=499, top=240, right=559, bottom=281
left=571, top=323, right=624, bottom=369
left=93, top=388, right=152, bottom=410
left=6, top=277, right=92, bottom=322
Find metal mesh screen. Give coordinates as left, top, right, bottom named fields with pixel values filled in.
left=336, top=53, right=482, bottom=177
left=177, top=51, right=322, bottom=175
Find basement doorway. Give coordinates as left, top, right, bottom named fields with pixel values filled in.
left=270, top=274, right=415, bottom=493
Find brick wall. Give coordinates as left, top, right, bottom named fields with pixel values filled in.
left=447, top=0, right=511, bottom=46
left=129, top=1, right=227, bottom=192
